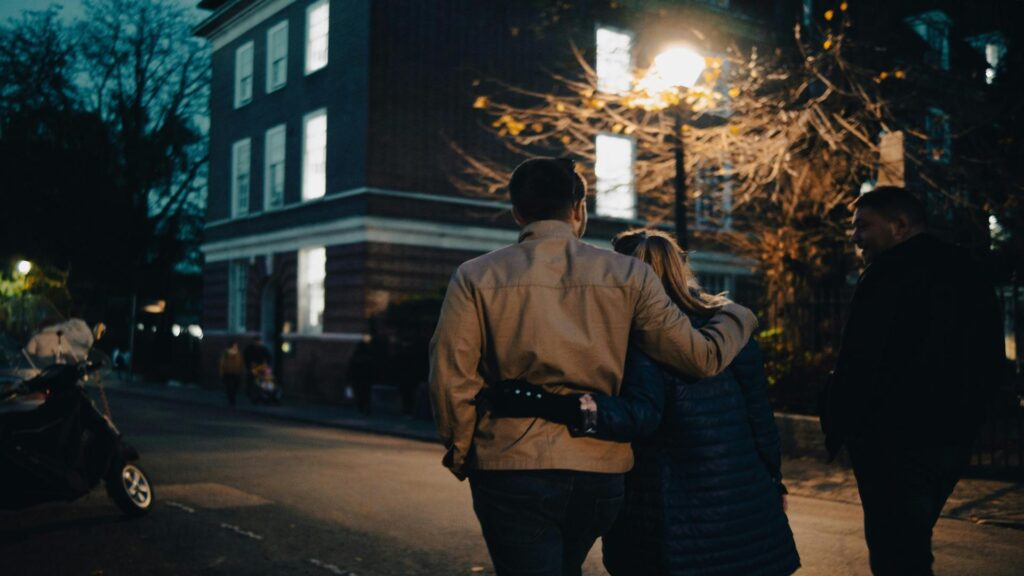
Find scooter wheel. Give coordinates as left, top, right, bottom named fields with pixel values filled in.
left=106, top=461, right=155, bottom=516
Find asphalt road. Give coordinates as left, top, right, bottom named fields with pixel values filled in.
left=2, top=392, right=1022, bottom=576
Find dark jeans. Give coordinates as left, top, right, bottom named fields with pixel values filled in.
left=470, top=470, right=625, bottom=576
left=847, top=437, right=974, bottom=576
left=223, top=374, right=241, bottom=406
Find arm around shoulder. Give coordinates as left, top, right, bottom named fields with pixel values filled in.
left=632, top=266, right=758, bottom=379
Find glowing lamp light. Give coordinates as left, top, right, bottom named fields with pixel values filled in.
left=187, top=325, right=204, bottom=340
left=638, top=46, right=706, bottom=94
left=171, top=324, right=182, bottom=337
left=16, top=260, right=32, bottom=274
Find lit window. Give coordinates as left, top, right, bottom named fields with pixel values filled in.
left=267, top=21, right=289, bottom=92
left=925, top=107, right=951, bottom=164
left=231, top=138, right=251, bottom=217
left=968, top=33, right=1006, bottom=85
left=305, top=0, right=329, bottom=74
left=264, top=124, right=286, bottom=209
left=228, top=261, right=248, bottom=334
left=298, top=246, right=326, bottom=334
left=302, top=109, right=327, bottom=200
left=596, top=27, right=633, bottom=94
left=905, top=10, right=950, bottom=71
left=234, top=41, right=254, bottom=108
left=802, top=0, right=813, bottom=29
left=595, top=133, right=635, bottom=219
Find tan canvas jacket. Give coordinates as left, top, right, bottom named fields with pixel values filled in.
left=429, top=220, right=758, bottom=479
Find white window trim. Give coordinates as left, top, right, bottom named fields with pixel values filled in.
left=264, top=124, right=287, bottom=211
left=231, top=138, right=252, bottom=218
left=305, top=0, right=329, bottom=75
left=302, top=108, right=327, bottom=201
left=297, top=246, right=326, bottom=335
left=234, top=41, right=255, bottom=108
left=266, top=20, right=289, bottom=93
left=228, top=261, right=248, bottom=334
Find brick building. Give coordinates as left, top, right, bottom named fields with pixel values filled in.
left=192, top=0, right=792, bottom=401
left=192, top=0, right=1014, bottom=402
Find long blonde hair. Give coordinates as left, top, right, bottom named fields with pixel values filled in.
left=612, top=229, right=725, bottom=317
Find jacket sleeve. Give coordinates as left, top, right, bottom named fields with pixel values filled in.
left=823, top=267, right=894, bottom=456
left=428, top=268, right=485, bottom=480
left=631, top=264, right=758, bottom=379
left=585, top=349, right=666, bottom=442
left=732, top=339, right=783, bottom=483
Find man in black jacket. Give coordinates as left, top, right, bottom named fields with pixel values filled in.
left=822, top=187, right=1004, bottom=576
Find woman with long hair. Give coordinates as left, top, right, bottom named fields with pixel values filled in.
left=485, top=228, right=800, bottom=576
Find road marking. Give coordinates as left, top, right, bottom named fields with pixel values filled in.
left=219, top=523, right=264, bottom=541
left=165, top=501, right=196, bottom=514
left=308, top=558, right=356, bottom=575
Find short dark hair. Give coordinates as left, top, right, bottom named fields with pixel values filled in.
left=853, top=186, right=927, bottom=227
left=508, top=157, right=587, bottom=222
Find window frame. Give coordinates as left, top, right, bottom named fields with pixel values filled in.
left=266, top=20, right=289, bottom=93
left=594, top=25, right=634, bottom=95
left=231, top=138, right=252, bottom=218
left=305, top=0, right=329, bottom=75
left=297, top=246, right=326, bottom=335
left=234, top=40, right=255, bottom=108
left=594, top=132, right=637, bottom=219
left=302, top=108, right=327, bottom=201
left=264, top=124, right=287, bottom=211
left=228, top=261, right=248, bottom=334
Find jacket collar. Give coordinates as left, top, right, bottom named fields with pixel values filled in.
left=873, top=233, right=934, bottom=266
left=518, top=220, right=577, bottom=243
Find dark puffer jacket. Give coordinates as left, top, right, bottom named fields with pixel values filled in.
left=603, top=338, right=801, bottom=576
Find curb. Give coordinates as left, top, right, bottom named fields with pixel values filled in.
left=91, top=382, right=441, bottom=445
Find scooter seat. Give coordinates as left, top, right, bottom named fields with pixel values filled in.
left=0, top=392, right=46, bottom=414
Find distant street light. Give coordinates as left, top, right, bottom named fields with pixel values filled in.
left=16, top=260, right=32, bottom=275
left=636, top=46, right=706, bottom=249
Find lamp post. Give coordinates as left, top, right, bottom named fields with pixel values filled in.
left=637, top=47, right=706, bottom=249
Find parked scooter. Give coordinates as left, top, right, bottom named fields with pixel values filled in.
left=0, top=323, right=154, bottom=516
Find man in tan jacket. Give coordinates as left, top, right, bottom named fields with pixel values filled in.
left=429, top=158, right=758, bottom=576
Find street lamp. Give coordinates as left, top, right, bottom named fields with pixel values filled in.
left=637, top=46, right=706, bottom=249
left=16, top=260, right=32, bottom=275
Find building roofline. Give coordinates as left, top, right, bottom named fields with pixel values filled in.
left=193, top=0, right=255, bottom=39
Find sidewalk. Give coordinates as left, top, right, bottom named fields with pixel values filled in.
left=92, top=378, right=1024, bottom=529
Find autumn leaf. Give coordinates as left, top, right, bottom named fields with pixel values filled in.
left=531, top=122, right=544, bottom=133
left=840, top=2, right=848, bottom=11
left=556, top=102, right=566, bottom=112
left=473, top=96, right=488, bottom=109
left=728, top=87, right=741, bottom=98
left=560, top=135, right=571, bottom=144
left=824, top=9, right=834, bottom=21
left=612, top=124, right=623, bottom=133
left=823, top=39, right=833, bottom=50
left=894, top=69, right=906, bottom=79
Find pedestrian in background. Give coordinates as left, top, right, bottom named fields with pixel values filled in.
left=219, top=341, right=245, bottom=406
left=822, top=187, right=1005, bottom=576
